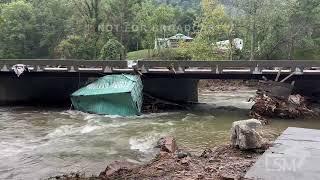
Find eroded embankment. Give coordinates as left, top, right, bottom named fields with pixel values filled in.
left=52, top=141, right=266, bottom=180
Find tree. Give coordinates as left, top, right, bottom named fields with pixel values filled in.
left=233, top=0, right=320, bottom=60
left=105, top=0, right=142, bottom=51
left=99, top=39, right=125, bottom=60
left=30, top=0, right=74, bottom=57
left=135, top=0, right=176, bottom=54
left=70, top=0, right=106, bottom=58
left=54, top=35, right=97, bottom=59
left=0, top=0, right=38, bottom=58
left=189, top=0, right=231, bottom=60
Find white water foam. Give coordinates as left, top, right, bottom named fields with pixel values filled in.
left=129, top=132, right=167, bottom=153
left=46, top=125, right=77, bottom=138
left=80, top=125, right=101, bottom=134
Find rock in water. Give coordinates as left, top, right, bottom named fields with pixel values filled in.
left=231, top=119, right=263, bottom=150
left=156, top=136, right=178, bottom=153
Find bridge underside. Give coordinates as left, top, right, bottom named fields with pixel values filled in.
left=1, top=71, right=320, bottom=106
left=0, top=72, right=200, bottom=105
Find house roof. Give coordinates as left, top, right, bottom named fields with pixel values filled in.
left=168, top=33, right=193, bottom=40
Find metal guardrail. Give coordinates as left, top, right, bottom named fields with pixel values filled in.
left=137, top=60, right=320, bottom=75
left=0, top=59, right=128, bottom=73
left=1, top=59, right=320, bottom=75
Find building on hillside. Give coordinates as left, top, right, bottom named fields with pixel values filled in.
left=155, top=33, right=193, bottom=49
left=216, top=38, right=244, bottom=51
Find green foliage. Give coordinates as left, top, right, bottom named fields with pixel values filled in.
left=0, top=0, right=319, bottom=60
left=32, top=0, right=73, bottom=57
left=54, top=35, right=97, bottom=60
left=196, top=0, right=231, bottom=42
left=99, top=39, right=125, bottom=60
left=105, top=0, right=141, bottom=51
left=185, top=0, right=231, bottom=60
left=153, top=48, right=192, bottom=60
left=156, top=0, right=200, bottom=10
left=0, top=0, right=38, bottom=58
left=127, top=49, right=151, bottom=60
left=233, top=0, right=320, bottom=60
left=135, top=0, right=177, bottom=50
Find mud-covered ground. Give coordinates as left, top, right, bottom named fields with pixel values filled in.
left=51, top=144, right=265, bottom=180
left=198, top=80, right=259, bottom=92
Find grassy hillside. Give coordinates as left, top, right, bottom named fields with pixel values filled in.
left=127, top=49, right=151, bottom=60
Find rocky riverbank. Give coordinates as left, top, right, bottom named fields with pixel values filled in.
left=51, top=143, right=265, bottom=180
left=51, top=119, right=273, bottom=180
left=50, top=80, right=319, bottom=180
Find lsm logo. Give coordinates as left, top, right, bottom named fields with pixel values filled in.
left=264, top=141, right=310, bottom=172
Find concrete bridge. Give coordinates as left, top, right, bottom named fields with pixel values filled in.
left=1, top=59, right=320, bottom=105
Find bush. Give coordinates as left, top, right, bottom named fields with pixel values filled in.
left=99, top=39, right=125, bottom=60
left=54, top=35, right=96, bottom=60
left=153, top=48, right=192, bottom=60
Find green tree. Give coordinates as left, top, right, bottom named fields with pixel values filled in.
left=70, top=0, right=106, bottom=58
left=54, top=35, right=97, bottom=59
left=189, top=0, right=231, bottom=60
left=0, top=0, right=38, bottom=58
left=135, top=0, right=176, bottom=55
left=30, top=0, right=74, bottom=57
left=99, top=39, right=125, bottom=60
left=105, top=0, right=142, bottom=51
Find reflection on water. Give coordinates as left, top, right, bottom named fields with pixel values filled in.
left=0, top=90, right=320, bottom=179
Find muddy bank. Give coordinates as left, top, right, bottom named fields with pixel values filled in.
left=51, top=138, right=269, bottom=180
left=100, top=145, right=262, bottom=180
left=51, top=146, right=263, bottom=180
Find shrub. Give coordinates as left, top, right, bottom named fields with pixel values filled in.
left=99, top=39, right=125, bottom=60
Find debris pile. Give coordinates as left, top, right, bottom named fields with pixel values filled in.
left=250, top=93, right=316, bottom=120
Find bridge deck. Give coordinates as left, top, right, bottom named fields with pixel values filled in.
left=1, top=60, right=320, bottom=79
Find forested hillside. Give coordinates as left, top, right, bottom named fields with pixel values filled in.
left=156, top=0, right=200, bottom=9
left=0, top=0, right=319, bottom=60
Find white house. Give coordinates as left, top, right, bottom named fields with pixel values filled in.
left=155, top=33, right=193, bottom=49
left=216, top=38, right=244, bottom=51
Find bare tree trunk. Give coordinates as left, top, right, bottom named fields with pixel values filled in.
left=250, top=15, right=256, bottom=61
left=228, top=24, right=234, bottom=60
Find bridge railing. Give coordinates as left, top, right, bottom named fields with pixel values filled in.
left=0, top=59, right=127, bottom=73
left=1, top=59, right=320, bottom=74
left=137, top=60, right=320, bottom=74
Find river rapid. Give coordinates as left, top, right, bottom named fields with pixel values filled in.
left=1, top=91, right=320, bottom=179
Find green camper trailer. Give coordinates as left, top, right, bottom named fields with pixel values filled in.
left=71, top=74, right=143, bottom=116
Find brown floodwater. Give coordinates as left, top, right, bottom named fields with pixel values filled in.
left=0, top=90, right=320, bottom=179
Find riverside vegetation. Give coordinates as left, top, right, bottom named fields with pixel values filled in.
left=0, top=0, right=319, bottom=60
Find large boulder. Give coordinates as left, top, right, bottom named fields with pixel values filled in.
left=231, top=119, right=263, bottom=150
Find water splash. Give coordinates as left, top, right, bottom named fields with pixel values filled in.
left=46, top=125, right=77, bottom=138
left=129, top=132, right=167, bottom=153
left=80, top=125, right=101, bottom=134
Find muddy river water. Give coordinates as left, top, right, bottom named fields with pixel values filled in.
left=1, top=91, right=320, bottom=179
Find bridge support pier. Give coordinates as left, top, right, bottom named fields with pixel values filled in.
left=294, top=80, right=320, bottom=102
left=0, top=72, right=199, bottom=105
left=143, top=78, right=199, bottom=103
